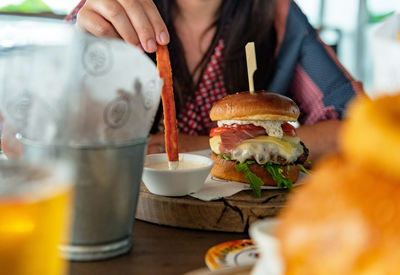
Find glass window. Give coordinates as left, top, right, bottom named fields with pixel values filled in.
left=0, top=0, right=78, bottom=15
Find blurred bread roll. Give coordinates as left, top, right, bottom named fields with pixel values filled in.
left=277, top=155, right=400, bottom=274
left=341, top=95, right=400, bottom=181
left=277, top=94, right=400, bottom=275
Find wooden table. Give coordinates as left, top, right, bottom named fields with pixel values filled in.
left=68, top=220, right=248, bottom=275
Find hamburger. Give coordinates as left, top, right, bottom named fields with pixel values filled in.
left=209, top=91, right=309, bottom=197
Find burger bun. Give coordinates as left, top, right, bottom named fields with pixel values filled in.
left=210, top=91, right=300, bottom=122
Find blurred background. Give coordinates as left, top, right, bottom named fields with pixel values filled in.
left=1, top=0, right=399, bottom=96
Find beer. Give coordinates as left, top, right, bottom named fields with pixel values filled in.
left=0, top=161, right=73, bottom=275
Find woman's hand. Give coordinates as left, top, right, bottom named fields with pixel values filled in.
left=148, top=133, right=210, bottom=154
left=297, top=120, right=342, bottom=164
left=76, top=0, right=170, bottom=52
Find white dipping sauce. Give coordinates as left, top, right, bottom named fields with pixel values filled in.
left=146, top=161, right=208, bottom=170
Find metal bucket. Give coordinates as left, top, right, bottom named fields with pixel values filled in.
left=20, top=137, right=148, bottom=261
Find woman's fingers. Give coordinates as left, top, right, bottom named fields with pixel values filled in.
left=77, top=8, right=121, bottom=39
left=88, top=0, right=140, bottom=46
left=139, top=0, right=170, bottom=45
left=117, top=0, right=157, bottom=52
left=77, top=0, right=169, bottom=53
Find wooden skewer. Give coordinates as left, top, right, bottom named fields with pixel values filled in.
left=245, top=42, right=257, bottom=94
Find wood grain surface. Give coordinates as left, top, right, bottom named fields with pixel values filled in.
left=136, top=183, right=292, bottom=232
left=69, top=220, right=248, bottom=275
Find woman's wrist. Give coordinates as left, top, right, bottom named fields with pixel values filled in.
left=296, top=120, right=341, bottom=163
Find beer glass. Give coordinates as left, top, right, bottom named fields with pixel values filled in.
left=0, top=160, right=73, bottom=275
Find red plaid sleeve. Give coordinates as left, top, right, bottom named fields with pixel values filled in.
left=290, top=65, right=339, bottom=125
left=64, top=0, right=86, bottom=24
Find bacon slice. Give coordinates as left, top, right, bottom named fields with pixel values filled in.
left=219, top=127, right=266, bottom=154
left=156, top=45, right=179, bottom=162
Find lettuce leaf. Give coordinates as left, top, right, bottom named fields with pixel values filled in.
left=262, top=162, right=293, bottom=189
left=216, top=153, right=232, bottom=161
left=235, top=161, right=263, bottom=198
left=219, top=153, right=307, bottom=196
left=297, top=163, right=311, bottom=175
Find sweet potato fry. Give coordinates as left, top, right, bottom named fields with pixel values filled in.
left=156, top=45, right=179, bottom=162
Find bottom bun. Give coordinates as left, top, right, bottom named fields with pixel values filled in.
left=210, top=153, right=300, bottom=186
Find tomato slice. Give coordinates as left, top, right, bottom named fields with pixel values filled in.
left=209, top=127, right=228, bottom=137
left=281, top=122, right=297, bottom=137
left=210, top=124, right=265, bottom=137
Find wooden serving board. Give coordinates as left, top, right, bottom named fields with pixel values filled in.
left=135, top=183, right=293, bottom=233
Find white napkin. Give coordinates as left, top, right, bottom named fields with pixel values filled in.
left=189, top=174, right=250, bottom=201
left=0, top=18, right=162, bottom=145
left=190, top=171, right=306, bottom=202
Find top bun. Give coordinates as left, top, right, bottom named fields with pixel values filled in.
left=210, top=91, right=300, bottom=121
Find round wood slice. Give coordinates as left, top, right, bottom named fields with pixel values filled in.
left=135, top=183, right=294, bottom=233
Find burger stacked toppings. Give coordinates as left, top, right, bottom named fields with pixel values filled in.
left=209, top=91, right=309, bottom=197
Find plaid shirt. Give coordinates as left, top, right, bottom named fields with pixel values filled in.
left=66, top=0, right=363, bottom=136
left=64, top=0, right=85, bottom=23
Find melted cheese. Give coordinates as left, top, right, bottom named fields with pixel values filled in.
left=209, top=135, right=304, bottom=164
